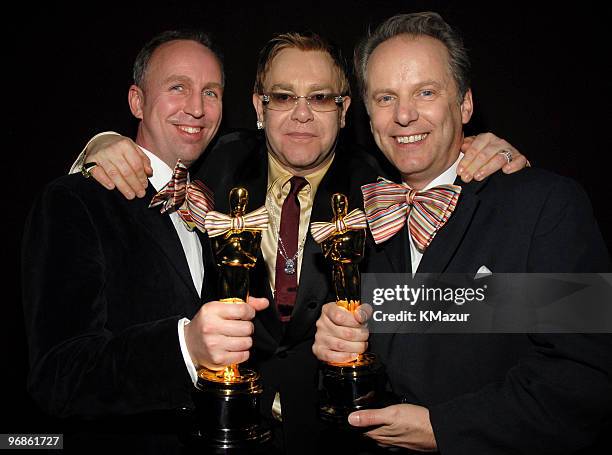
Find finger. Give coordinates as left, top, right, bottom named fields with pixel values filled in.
left=121, top=144, right=151, bottom=197
left=471, top=153, right=509, bottom=181
left=319, top=333, right=367, bottom=356
left=355, top=304, right=373, bottom=324
left=215, top=302, right=257, bottom=321
left=220, top=335, right=253, bottom=352
left=106, top=153, right=148, bottom=199
left=96, top=158, right=137, bottom=199
left=246, top=296, right=270, bottom=311
left=457, top=136, right=477, bottom=175
left=319, top=314, right=370, bottom=343
left=133, top=145, right=153, bottom=181
left=223, top=350, right=250, bottom=365
left=474, top=148, right=526, bottom=180
left=323, top=303, right=363, bottom=328
left=317, top=349, right=358, bottom=364
left=501, top=154, right=528, bottom=174
left=461, top=135, right=475, bottom=149
left=207, top=350, right=250, bottom=369
left=143, top=153, right=154, bottom=177
left=89, top=165, right=116, bottom=190
left=459, top=134, right=496, bottom=182
left=348, top=408, right=391, bottom=427
left=213, top=319, right=255, bottom=338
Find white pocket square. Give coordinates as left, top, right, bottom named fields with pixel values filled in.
left=475, top=265, right=492, bottom=279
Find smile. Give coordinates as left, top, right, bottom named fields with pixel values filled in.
left=396, top=133, right=428, bottom=144
left=177, top=126, right=203, bottom=134
left=288, top=132, right=316, bottom=138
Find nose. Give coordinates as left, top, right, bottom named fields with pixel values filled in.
left=290, top=97, right=314, bottom=123
left=394, top=97, right=418, bottom=126
left=184, top=91, right=205, bottom=118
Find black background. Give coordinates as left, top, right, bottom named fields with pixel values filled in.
left=4, top=0, right=611, bottom=435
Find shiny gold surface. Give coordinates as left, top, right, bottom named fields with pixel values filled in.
left=207, top=188, right=264, bottom=382
left=327, top=352, right=377, bottom=368
left=319, top=194, right=369, bottom=368
left=321, top=193, right=365, bottom=308
left=198, top=366, right=260, bottom=384
left=336, top=299, right=361, bottom=313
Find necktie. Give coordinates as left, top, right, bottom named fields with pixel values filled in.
left=149, top=160, right=214, bottom=233
left=274, top=176, right=308, bottom=322
left=361, top=177, right=461, bottom=252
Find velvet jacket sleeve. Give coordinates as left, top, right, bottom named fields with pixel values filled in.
left=22, top=177, right=196, bottom=419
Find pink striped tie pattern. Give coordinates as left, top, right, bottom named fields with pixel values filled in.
left=149, top=159, right=214, bottom=233
left=361, top=177, right=461, bottom=252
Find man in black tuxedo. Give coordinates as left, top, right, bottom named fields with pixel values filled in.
left=22, top=30, right=268, bottom=453
left=70, top=31, right=530, bottom=454
left=313, top=12, right=612, bottom=454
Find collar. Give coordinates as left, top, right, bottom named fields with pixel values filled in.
left=419, top=152, right=464, bottom=190
left=266, top=151, right=334, bottom=200
left=140, top=146, right=175, bottom=192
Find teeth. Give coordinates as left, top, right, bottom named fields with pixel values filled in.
left=178, top=126, right=202, bottom=134
left=396, top=133, right=428, bottom=144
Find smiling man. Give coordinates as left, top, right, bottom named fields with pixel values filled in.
left=312, top=12, right=612, bottom=454
left=64, top=28, right=532, bottom=453
left=365, top=32, right=472, bottom=190
left=22, top=30, right=269, bottom=454
left=129, top=38, right=223, bottom=168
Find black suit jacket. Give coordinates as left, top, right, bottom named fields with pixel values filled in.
left=365, top=168, right=612, bottom=454
left=196, top=130, right=380, bottom=453
left=22, top=173, right=217, bottom=453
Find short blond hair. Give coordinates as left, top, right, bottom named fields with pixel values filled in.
left=253, top=32, right=350, bottom=96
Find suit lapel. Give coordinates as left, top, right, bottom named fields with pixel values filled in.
left=373, top=178, right=485, bottom=367
left=382, top=226, right=411, bottom=274
left=129, top=186, right=201, bottom=302
left=417, top=176, right=487, bottom=273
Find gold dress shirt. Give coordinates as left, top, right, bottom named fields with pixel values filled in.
left=264, top=152, right=333, bottom=422
left=262, top=152, right=334, bottom=294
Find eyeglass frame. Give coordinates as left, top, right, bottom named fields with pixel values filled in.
left=261, top=93, right=345, bottom=112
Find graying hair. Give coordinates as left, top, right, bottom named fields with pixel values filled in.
left=354, top=12, right=470, bottom=103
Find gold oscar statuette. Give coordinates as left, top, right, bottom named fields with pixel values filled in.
left=313, top=193, right=383, bottom=426
left=191, top=187, right=271, bottom=451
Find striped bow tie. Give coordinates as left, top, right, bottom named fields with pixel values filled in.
left=204, top=205, right=269, bottom=238
left=310, top=208, right=368, bottom=243
left=361, top=177, right=461, bottom=252
left=149, top=160, right=214, bottom=233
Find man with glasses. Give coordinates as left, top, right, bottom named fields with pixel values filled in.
left=68, top=31, right=530, bottom=453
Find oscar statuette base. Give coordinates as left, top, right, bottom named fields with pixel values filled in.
left=319, top=352, right=384, bottom=427
left=189, top=367, right=271, bottom=452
